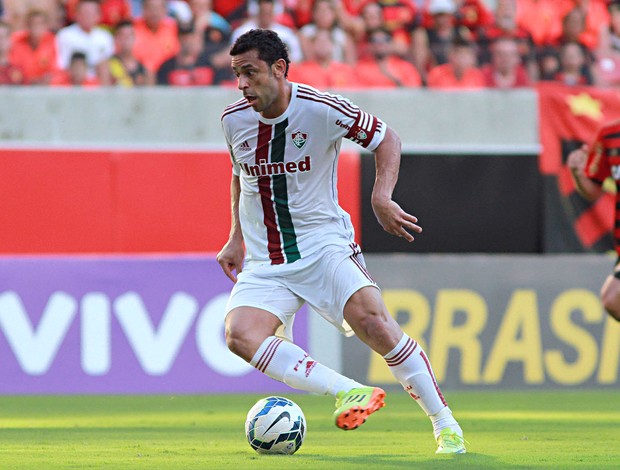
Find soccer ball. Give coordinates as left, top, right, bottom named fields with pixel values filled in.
left=245, top=396, right=306, bottom=455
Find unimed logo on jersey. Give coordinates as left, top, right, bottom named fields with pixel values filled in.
left=240, top=156, right=312, bottom=177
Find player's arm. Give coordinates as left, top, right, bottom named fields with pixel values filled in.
left=371, top=126, right=422, bottom=242
left=216, top=174, right=245, bottom=282
left=567, top=144, right=604, bottom=202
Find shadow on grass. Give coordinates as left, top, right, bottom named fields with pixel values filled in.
left=285, top=452, right=521, bottom=469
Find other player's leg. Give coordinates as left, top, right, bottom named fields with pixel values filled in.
left=600, top=265, right=620, bottom=321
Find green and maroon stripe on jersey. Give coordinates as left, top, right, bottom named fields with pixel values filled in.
left=256, top=119, right=301, bottom=265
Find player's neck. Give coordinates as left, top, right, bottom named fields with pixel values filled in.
left=261, top=81, right=292, bottom=120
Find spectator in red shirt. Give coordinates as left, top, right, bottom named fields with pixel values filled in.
left=287, top=28, right=360, bottom=89
left=355, top=28, right=422, bottom=88
left=65, top=0, right=132, bottom=30
left=2, top=0, right=62, bottom=32
left=212, top=0, right=246, bottom=27
left=427, top=34, right=485, bottom=88
left=481, top=36, right=531, bottom=88
left=51, top=51, right=101, bottom=86
left=516, top=0, right=563, bottom=47
left=453, top=0, right=494, bottom=37
left=156, top=23, right=213, bottom=86
left=561, top=0, right=609, bottom=51
left=411, top=0, right=465, bottom=83
left=0, top=19, right=24, bottom=84
left=299, top=0, right=357, bottom=65
left=133, top=0, right=180, bottom=73
left=596, top=0, right=620, bottom=86
left=185, top=0, right=233, bottom=84
left=550, top=40, right=594, bottom=85
left=477, top=0, right=536, bottom=78
left=9, top=9, right=58, bottom=84
left=356, top=1, right=384, bottom=60
left=360, top=0, right=417, bottom=58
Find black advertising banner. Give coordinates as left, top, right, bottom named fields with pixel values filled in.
left=360, top=153, right=541, bottom=253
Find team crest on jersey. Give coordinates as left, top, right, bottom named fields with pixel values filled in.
left=291, top=130, right=308, bottom=149
left=356, top=129, right=367, bottom=141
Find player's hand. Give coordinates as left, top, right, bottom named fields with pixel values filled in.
left=372, top=198, right=422, bottom=242
left=567, top=144, right=589, bottom=174
left=216, top=238, right=245, bottom=283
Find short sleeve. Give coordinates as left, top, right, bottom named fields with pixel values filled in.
left=326, top=94, right=387, bottom=151
left=221, top=118, right=240, bottom=176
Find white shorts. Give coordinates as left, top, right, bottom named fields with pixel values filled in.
left=225, top=242, right=378, bottom=340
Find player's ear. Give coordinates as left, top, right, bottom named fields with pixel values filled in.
left=272, top=58, right=287, bottom=78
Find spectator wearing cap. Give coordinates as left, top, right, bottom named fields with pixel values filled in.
left=231, top=0, right=302, bottom=62
left=412, top=0, right=467, bottom=83
left=9, top=9, right=58, bottom=84
left=156, top=22, right=213, bottom=86
left=426, top=34, right=485, bottom=88
left=56, top=0, right=114, bottom=85
left=355, top=27, right=422, bottom=88
left=0, top=19, right=24, bottom=84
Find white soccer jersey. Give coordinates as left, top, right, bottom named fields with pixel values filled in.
left=221, top=83, right=387, bottom=266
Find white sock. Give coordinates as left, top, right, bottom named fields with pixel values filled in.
left=384, top=334, right=462, bottom=439
left=251, top=336, right=363, bottom=397
left=430, top=406, right=463, bottom=440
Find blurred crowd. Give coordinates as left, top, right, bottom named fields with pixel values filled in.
left=1, top=0, right=620, bottom=89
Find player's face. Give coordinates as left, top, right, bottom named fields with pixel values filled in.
left=231, top=49, right=285, bottom=119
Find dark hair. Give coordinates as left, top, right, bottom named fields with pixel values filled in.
left=114, top=19, right=133, bottom=32
left=230, top=29, right=290, bottom=76
left=70, top=51, right=88, bottom=63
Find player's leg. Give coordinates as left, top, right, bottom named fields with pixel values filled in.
left=225, top=276, right=364, bottom=397
left=343, top=286, right=465, bottom=453
left=600, top=264, right=620, bottom=321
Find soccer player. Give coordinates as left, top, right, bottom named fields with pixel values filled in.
left=217, top=28, right=466, bottom=454
left=568, top=119, right=620, bottom=322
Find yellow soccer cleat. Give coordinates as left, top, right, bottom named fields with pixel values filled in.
left=435, top=427, right=467, bottom=454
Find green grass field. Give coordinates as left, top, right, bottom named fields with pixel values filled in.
left=0, top=390, right=618, bottom=469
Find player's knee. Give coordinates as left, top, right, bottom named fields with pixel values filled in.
left=225, top=324, right=252, bottom=361
left=354, top=307, right=392, bottom=339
